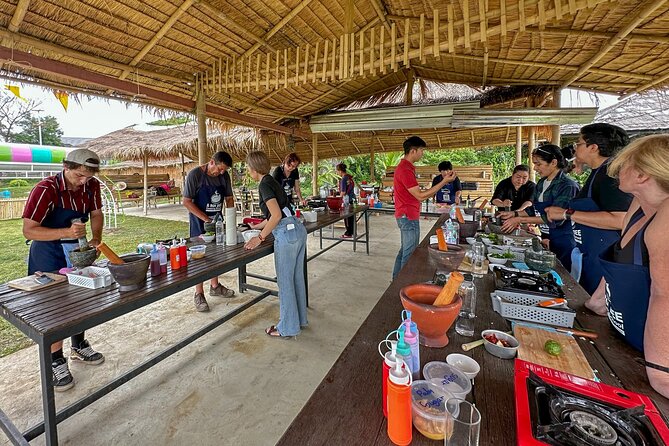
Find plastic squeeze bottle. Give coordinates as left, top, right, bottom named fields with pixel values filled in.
left=401, top=316, right=420, bottom=381
left=395, top=329, right=413, bottom=378
left=379, top=339, right=399, bottom=418
left=158, top=243, right=167, bottom=273
left=387, top=358, right=412, bottom=446
left=170, top=241, right=181, bottom=270
left=150, top=244, right=161, bottom=277
left=179, top=238, right=188, bottom=267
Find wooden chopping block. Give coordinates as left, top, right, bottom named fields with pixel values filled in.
left=8, top=273, right=66, bottom=291
left=514, top=324, right=596, bottom=380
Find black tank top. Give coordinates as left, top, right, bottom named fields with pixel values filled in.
left=613, top=208, right=650, bottom=265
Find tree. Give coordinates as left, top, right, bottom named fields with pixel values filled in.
left=0, top=90, right=41, bottom=142
left=12, top=115, right=63, bottom=146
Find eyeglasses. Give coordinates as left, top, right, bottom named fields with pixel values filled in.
left=573, top=142, right=587, bottom=147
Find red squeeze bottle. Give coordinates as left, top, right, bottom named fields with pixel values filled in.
left=179, top=239, right=188, bottom=267
left=170, top=241, right=180, bottom=270
left=379, top=339, right=399, bottom=418
left=387, top=358, right=412, bottom=445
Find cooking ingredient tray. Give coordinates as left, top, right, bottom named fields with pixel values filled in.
left=491, top=290, right=575, bottom=328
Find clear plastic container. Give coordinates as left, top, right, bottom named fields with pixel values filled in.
left=422, top=361, right=472, bottom=399
left=190, top=245, right=207, bottom=259
left=410, top=380, right=454, bottom=440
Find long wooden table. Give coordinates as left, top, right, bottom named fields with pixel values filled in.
left=277, top=215, right=669, bottom=445
left=0, top=205, right=369, bottom=446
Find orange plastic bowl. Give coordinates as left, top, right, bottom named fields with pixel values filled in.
left=400, top=283, right=462, bottom=348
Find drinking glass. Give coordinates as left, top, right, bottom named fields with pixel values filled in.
left=455, top=280, right=476, bottom=337
left=444, top=399, right=481, bottom=446
left=472, top=242, right=486, bottom=276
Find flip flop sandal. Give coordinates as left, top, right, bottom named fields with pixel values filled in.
left=265, top=325, right=282, bottom=337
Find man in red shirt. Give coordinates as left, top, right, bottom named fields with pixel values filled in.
left=392, top=136, right=455, bottom=279
left=22, top=148, right=105, bottom=392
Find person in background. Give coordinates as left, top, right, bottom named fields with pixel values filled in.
left=336, top=163, right=356, bottom=238
left=432, top=161, right=462, bottom=206
left=545, top=124, right=632, bottom=295
left=585, top=134, right=669, bottom=399
left=183, top=151, right=236, bottom=312
left=22, top=149, right=105, bottom=392
left=392, top=136, right=456, bottom=279
left=500, top=145, right=579, bottom=271
left=244, top=151, right=308, bottom=338
left=491, top=164, right=535, bottom=212
left=272, top=152, right=305, bottom=206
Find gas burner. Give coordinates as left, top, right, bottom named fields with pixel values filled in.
left=515, top=360, right=669, bottom=446
left=569, top=411, right=618, bottom=445
left=494, top=268, right=564, bottom=298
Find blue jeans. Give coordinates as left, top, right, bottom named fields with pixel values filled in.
left=272, top=216, right=308, bottom=336
left=392, top=217, right=421, bottom=279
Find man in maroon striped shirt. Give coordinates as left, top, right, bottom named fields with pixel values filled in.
left=22, top=148, right=105, bottom=391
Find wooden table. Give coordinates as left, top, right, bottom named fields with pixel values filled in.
left=0, top=206, right=369, bottom=446
left=277, top=215, right=669, bottom=445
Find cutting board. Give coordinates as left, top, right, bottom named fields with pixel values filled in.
left=7, top=273, right=66, bottom=291
left=514, top=324, right=596, bottom=380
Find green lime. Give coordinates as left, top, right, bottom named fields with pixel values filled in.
left=544, top=339, right=562, bottom=356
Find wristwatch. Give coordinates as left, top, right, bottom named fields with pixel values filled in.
left=565, top=209, right=576, bottom=220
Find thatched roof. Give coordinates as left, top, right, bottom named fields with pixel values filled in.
left=79, top=123, right=261, bottom=161
left=562, top=90, right=669, bottom=136
left=0, top=0, right=667, bottom=145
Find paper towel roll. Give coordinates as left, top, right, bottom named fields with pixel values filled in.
left=225, top=207, right=237, bottom=245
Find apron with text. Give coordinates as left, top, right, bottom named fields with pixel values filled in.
left=570, top=159, right=621, bottom=294
left=599, top=210, right=652, bottom=352
left=436, top=181, right=456, bottom=204
left=189, top=167, right=228, bottom=237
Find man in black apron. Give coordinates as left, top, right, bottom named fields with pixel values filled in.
left=22, top=148, right=105, bottom=392
left=546, top=124, right=631, bottom=295
left=183, top=151, right=236, bottom=312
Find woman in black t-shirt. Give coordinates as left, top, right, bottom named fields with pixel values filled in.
left=245, top=151, right=308, bottom=338
left=272, top=152, right=305, bottom=205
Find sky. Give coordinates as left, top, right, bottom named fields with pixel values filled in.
left=13, top=83, right=620, bottom=139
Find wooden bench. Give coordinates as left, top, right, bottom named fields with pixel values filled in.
left=100, top=173, right=182, bottom=208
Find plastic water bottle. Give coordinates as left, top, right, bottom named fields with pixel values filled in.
left=455, top=278, right=477, bottom=337
left=215, top=215, right=224, bottom=246
left=387, top=358, right=412, bottom=445
left=449, top=205, right=457, bottom=220
left=445, top=219, right=460, bottom=245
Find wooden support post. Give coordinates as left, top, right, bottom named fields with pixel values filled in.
left=433, top=9, right=440, bottom=59
left=516, top=126, right=523, bottom=166
left=403, top=18, right=410, bottom=67
left=312, top=133, right=318, bottom=197
left=448, top=4, right=455, bottom=53
left=419, top=13, right=425, bottom=62
left=528, top=126, right=536, bottom=181
left=551, top=89, right=562, bottom=145
left=463, top=0, right=471, bottom=48
left=196, top=79, right=207, bottom=166
left=405, top=69, right=414, bottom=105
left=143, top=151, right=149, bottom=216
left=391, top=22, right=397, bottom=71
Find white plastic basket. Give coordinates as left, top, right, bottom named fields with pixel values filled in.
left=490, top=290, right=575, bottom=328
left=67, top=266, right=114, bottom=289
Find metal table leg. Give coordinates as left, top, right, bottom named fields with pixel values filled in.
left=353, top=213, right=357, bottom=252
left=238, top=265, right=247, bottom=293
left=38, top=340, right=58, bottom=445
left=365, top=209, right=370, bottom=255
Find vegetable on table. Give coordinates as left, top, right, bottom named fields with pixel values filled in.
left=544, top=339, right=562, bottom=356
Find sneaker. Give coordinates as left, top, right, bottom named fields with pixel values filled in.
left=210, top=284, right=235, bottom=298
left=70, top=340, right=105, bottom=365
left=52, top=357, right=74, bottom=392
left=194, top=292, right=210, bottom=312
left=341, top=233, right=352, bottom=239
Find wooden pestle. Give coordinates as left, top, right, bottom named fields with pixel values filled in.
left=454, top=207, right=465, bottom=224
left=436, top=228, right=448, bottom=251
left=97, top=242, right=125, bottom=265
left=433, top=271, right=464, bottom=306
left=478, top=199, right=488, bottom=210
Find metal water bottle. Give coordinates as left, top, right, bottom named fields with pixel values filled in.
left=387, top=358, right=412, bottom=445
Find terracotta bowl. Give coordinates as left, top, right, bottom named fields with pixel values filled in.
left=427, top=244, right=465, bottom=271
left=400, top=284, right=462, bottom=348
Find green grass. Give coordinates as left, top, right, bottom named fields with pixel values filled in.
left=0, top=216, right=190, bottom=358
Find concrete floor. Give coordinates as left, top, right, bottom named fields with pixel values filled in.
left=0, top=206, right=437, bottom=446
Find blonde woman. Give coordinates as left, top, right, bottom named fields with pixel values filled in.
left=245, top=151, right=308, bottom=338
left=590, top=134, right=669, bottom=398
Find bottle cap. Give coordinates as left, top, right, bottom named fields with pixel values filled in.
left=402, top=310, right=418, bottom=334
left=401, top=320, right=417, bottom=344
left=151, top=244, right=158, bottom=254
left=389, top=356, right=410, bottom=385
left=396, top=329, right=411, bottom=358
left=384, top=340, right=398, bottom=367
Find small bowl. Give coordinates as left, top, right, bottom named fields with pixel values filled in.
left=302, top=210, right=317, bottom=223
left=410, top=380, right=453, bottom=440
left=446, top=354, right=480, bottom=380
left=200, top=234, right=215, bottom=243
left=465, top=237, right=476, bottom=245
left=481, top=329, right=519, bottom=359
left=190, top=245, right=206, bottom=259
left=487, top=254, right=509, bottom=265
left=422, top=361, right=472, bottom=399
left=242, top=229, right=261, bottom=243
left=427, top=244, right=465, bottom=271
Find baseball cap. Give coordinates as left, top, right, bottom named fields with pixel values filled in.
left=64, top=149, right=100, bottom=168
